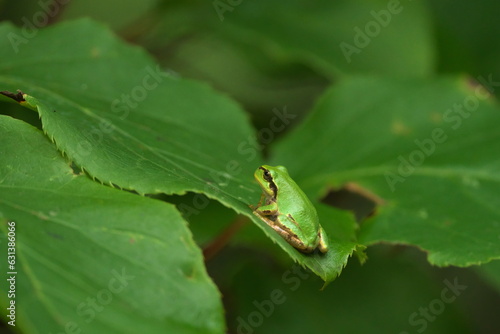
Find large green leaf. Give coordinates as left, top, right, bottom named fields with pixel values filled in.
left=0, top=115, right=224, bottom=333
left=0, top=20, right=357, bottom=282
left=0, top=19, right=258, bottom=205
left=271, top=76, right=500, bottom=266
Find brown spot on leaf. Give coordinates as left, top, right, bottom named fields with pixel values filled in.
left=90, top=47, right=101, bottom=58
left=391, top=120, right=411, bottom=136
left=465, top=76, right=494, bottom=99
left=429, top=112, right=442, bottom=124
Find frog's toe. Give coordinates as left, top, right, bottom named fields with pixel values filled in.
left=317, top=227, right=329, bottom=254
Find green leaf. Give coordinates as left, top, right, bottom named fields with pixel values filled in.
left=0, top=19, right=259, bottom=205
left=212, top=0, right=434, bottom=77
left=0, top=19, right=354, bottom=282
left=0, top=115, right=224, bottom=333
left=0, top=18, right=261, bottom=234
left=271, top=76, right=500, bottom=267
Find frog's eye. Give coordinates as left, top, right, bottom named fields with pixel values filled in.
left=259, top=166, right=270, bottom=177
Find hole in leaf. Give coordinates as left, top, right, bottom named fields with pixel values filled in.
left=321, top=183, right=384, bottom=222
left=69, top=162, right=83, bottom=175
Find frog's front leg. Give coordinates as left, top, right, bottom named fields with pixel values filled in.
left=250, top=194, right=270, bottom=210
left=254, top=200, right=278, bottom=217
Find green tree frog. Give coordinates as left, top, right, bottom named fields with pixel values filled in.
left=252, top=165, right=329, bottom=254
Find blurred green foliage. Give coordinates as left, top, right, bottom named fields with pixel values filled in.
left=1, top=0, right=500, bottom=333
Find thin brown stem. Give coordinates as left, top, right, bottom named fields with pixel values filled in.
left=203, top=216, right=249, bottom=261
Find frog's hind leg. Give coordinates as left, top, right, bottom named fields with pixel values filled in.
left=271, top=223, right=314, bottom=253
left=251, top=211, right=313, bottom=253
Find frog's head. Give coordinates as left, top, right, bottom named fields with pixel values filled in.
left=254, top=165, right=288, bottom=198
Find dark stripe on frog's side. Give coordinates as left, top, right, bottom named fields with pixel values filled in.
left=274, top=217, right=296, bottom=235
left=259, top=166, right=278, bottom=198
left=275, top=221, right=303, bottom=245
left=286, top=214, right=303, bottom=232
